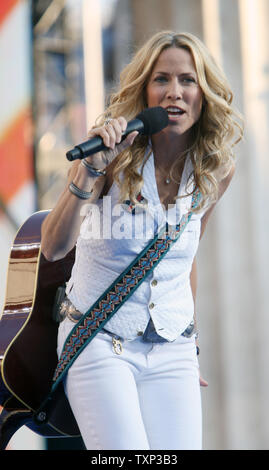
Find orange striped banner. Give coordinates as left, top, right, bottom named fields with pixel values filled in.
left=0, top=107, right=34, bottom=205
left=0, top=0, right=20, bottom=27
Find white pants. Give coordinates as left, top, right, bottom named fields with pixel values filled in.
left=57, top=319, right=202, bottom=450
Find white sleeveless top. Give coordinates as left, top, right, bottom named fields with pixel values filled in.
left=66, top=151, right=205, bottom=341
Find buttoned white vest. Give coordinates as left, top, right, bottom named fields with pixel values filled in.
left=66, top=151, right=205, bottom=341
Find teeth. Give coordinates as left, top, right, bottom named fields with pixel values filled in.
left=166, top=107, right=184, bottom=114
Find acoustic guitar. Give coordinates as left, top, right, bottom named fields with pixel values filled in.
left=0, top=210, right=80, bottom=449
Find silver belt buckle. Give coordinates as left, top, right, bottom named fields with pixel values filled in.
left=112, top=336, right=123, bottom=355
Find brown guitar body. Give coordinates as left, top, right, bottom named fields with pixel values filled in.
left=0, top=210, right=80, bottom=448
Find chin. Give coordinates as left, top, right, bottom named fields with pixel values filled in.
left=167, top=123, right=190, bottom=135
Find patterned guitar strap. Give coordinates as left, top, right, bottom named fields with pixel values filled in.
left=35, top=188, right=201, bottom=422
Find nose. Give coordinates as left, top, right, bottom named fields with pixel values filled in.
left=167, top=78, right=183, bottom=100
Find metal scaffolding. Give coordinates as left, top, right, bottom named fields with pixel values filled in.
left=32, top=0, right=87, bottom=210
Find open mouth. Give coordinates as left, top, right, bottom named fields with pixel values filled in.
left=166, top=106, right=186, bottom=117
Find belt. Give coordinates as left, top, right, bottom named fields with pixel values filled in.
left=58, top=297, right=196, bottom=343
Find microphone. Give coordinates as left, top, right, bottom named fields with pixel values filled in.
left=66, top=106, right=169, bottom=161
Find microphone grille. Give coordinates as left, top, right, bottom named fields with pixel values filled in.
left=136, top=106, right=169, bottom=135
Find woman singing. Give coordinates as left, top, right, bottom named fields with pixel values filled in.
left=41, top=31, right=243, bottom=450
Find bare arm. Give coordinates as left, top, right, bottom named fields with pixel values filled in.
left=190, top=163, right=236, bottom=386
left=41, top=118, right=138, bottom=261
left=199, top=163, right=236, bottom=239
left=190, top=166, right=236, bottom=323
left=190, top=256, right=197, bottom=330
left=40, top=160, right=105, bottom=261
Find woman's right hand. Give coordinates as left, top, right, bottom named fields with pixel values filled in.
left=86, top=116, right=139, bottom=170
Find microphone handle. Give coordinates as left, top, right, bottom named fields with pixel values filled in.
left=66, top=118, right=143, bottom=161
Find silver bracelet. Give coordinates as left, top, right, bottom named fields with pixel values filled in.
left=69, top=182, right=93, bottom=200
left=81, top=159, right=106, bottom=177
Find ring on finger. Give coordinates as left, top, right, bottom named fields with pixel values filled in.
left=104, top=117, right=113, bottom=125
left=105, top=123, right=114, bottom=133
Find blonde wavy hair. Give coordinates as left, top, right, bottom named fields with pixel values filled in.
left=96, top=30, right=243, bottom=211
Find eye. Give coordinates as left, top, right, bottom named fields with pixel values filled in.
left=154, top=75, right=168, bottom=83
left=181, top=76, right=197, bottom=85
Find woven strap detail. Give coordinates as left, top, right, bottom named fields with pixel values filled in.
left=52, top=188, right=201, bottom=391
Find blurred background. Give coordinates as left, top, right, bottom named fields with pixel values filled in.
left=0, top=0, right=268, bottom=450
